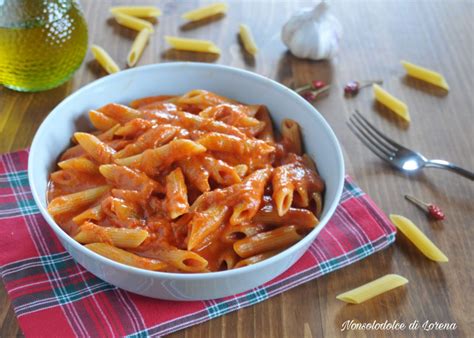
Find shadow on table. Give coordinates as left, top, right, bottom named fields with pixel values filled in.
left=180, top=13, right=225, bottom=31
left=372, top=101, right=410, bottom=130
left=401, top=76, right=449, bottom=97
left=161, top=49, right=220, bottom=63
left=275, top=51, right=334, bottom=90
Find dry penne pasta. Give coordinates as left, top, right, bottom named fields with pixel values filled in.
left=336, top=274, right=408, bottom=304
left=110, top=6, right=161, bottom=18
left=165, top=36, right=221, bottom=54
left=373, top=84, right=410, bottom=122
left=401, top=60, right=449, bottom=90
left=239, top=24, right=258, bottom=55
left=389, top=214, right=448, bottom=262
left=111, top=12, right=154, bottom=32
left=47, top=90, right=325, bottom=273
left=86, top=243, right=168, bottom=271
left=182, top=2, right=228, bottom=21
left=90, top=45, right=120, bottom=74
left=127, top=28, right=153, bottom=67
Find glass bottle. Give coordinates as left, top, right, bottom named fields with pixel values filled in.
left=0, top=0, right=88, bottom=92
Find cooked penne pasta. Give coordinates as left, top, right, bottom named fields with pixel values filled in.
left=390, top=214, right=448, bottom=262
left=75, top=222, right=148, bottom=248
left=72, top=205, right=103, bottom=225
left=48, top=185, right=110, bottom=216
left=255, top=106, right=274, bottom=142
left=111, top=12, right=154, bottom=32
left=90, top=45, right=120, bottom=74
left=239, top=24, right=258, bottom=55
left=179, top=157, right=211, bottom=192
left=117, top=139, right=206, bottom=174
left=229, top=167, right=272, bottom=225
left=188, top=205, right=229, bottom=250
left=58, top=157, right=99, bottom=175
left=110, top=6, right=162, bottom=18
left=234, top=250, right=279, bottom=269
left=74, top=132, right=116, bottom=164
left=98, top=103, right=142, bottom=123
left=165, top=36, right=221, bottom=54
left=254, top=207, right=318, bottom=228
left=233, top=225, right=302, bottom=258
left=99, top=164, right=158, bottom=193
left=336, top=274, right=408, bottom=304
left=139, top=246, right=208, bottom=273
left=281, top=119, right=302, bottom=155
left=89, top=110, right=119, bottom=130
left=221, top=223, right=267, bottom=244
left=202, top=156, right=241, bottom=186
left=217, top=248, right=239, bottom=270
left=47, top=90, right=325, bottom=273
left=182, top=3, right=228, bottom=21
left=166, top=168, right=189, bottom=219
left=86, top=243, right=168, bottom=271
left=127, top=28, right=153, bottom=67
left=60, top=125, right=120, bottom=161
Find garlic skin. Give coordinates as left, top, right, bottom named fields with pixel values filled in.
left=281, top=1, right=342, bottom=60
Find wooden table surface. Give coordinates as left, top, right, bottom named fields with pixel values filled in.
left=1, top=0, right=473, bottom=336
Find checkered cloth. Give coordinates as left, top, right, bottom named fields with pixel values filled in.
left=0, top=150, right=395, bottom=337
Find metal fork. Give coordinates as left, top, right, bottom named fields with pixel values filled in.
left=347, top=110, right=474, bottom=180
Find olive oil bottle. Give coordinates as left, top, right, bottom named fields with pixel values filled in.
left=0, top=0, right=88, bottom=92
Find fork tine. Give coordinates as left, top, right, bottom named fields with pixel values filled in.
left=354, top=110, right=404, bottom=150
left=347, top=120, right=392, bottom=163
left=352, top=113, right=398, bottom=153
left=348, top=116, right=395, bottom=159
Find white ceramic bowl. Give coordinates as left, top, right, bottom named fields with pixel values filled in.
left=29, top=63, right=344, bottom=300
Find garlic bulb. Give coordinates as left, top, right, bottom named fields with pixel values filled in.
left=281, top=1, right=342, bottom=60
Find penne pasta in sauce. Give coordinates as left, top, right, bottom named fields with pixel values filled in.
left=46, top=90, right=324, bottom=273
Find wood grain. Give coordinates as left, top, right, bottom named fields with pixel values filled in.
left=1, top=0, right=473, bottom=337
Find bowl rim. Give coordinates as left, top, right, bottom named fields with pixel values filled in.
left=28, top=62, right=345, bottom=280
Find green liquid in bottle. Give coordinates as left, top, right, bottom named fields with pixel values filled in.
left=0, top=0, right=88, bottom=92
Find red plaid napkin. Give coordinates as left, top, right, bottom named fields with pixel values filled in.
left=0, top=150, right=395, bottom=337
